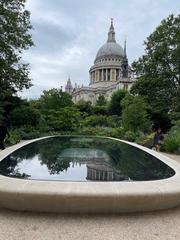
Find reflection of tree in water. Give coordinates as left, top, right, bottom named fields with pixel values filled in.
left=38, top=138, right=71, bottom=174
left=0, top=142, right=40, bottom=178
left=37, top=137, right=101, bottom=174
left=0, top=155, right=30, bottom=179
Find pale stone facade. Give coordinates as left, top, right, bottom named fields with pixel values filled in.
left=65, top=20, right=134, bottom=104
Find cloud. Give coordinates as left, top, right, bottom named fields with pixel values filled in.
left=20, top=0, right=179, bottom=99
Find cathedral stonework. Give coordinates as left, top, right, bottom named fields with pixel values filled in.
left=65, top=20, right=134, bottom=104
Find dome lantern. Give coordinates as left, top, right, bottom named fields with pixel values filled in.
left=107, top=18, right=116, bottom=43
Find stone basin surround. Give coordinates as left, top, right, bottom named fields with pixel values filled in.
left=0, top=137, right=180, bottom=213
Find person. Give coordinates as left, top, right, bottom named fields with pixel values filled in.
left=0, top=121, right=10, bottom=150
left=152, top=128, right=164, bottom=152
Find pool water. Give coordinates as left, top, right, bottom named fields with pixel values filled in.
left=0, top=136, right=175, bottom=181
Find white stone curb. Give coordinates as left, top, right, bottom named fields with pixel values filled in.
left=0, top=136, right=180, bottom=213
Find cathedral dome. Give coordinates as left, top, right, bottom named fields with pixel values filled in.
left=94, top=19, right=124, bottom=62
left=95, top=42, right=124, bottom=61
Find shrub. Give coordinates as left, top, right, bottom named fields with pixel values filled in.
left=6, top=129, right=21, bottom=146
left=122, top=96, right=151, bottom=133
left=42, top=107, right=80, bottom=132
left=10, top=105, right=41, bottom=127
left=161, top=126, right=180, bottom=154
left=136, top=133, right=154, bottom=148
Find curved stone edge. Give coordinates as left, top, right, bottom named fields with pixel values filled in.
left=0, top=136, right=180, bottom=213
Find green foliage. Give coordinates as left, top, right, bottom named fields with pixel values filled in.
left=161, top=126, right=180, bottom=154
left=108, top=89, right=127, bottom=115
left=0, top=0, right=34, bottom=93
left=76, top=99, right=93, bottom=116
left=10, top=105, right=41, bottom=127
left=122, top=95, right=151, bottom=132
left=15, top=127, right=41, bottom=140
left=75, top=126, right=125, bottom=139
left=40, top=88, right=73, bottom=110
left=81, top=115, right=122, bottom=128
left=136, top=133, right=155, bottom=148
left=131, top=14, right=180, bottom=127
left=122, top=131, right=144, bottom=142
left=6, top=129, right=21, bottom=146
left=43, top=107, right=80, bottom=132
left=95, top=95, right=107, bottom=106
left=92, top=105, right=107, bottom=115
left=81, top=115, right=108, bottom=127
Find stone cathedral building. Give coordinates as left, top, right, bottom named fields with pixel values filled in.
left=65, top=20, right=134, bottom=104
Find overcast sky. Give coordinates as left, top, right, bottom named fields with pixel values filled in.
left=21, top=0, right=179, bottom=99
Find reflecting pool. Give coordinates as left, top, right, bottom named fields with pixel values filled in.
left=0, top=136, right=175, bottom=181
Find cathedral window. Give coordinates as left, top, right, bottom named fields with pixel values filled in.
left=99, top=70, right=102, bottom=81
left=103, top=69, right=106, bottom=81
left=107, top=69, right=110, bottom=81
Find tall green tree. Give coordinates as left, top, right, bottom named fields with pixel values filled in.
left=131, top=14, right=180, bottom=126
left=108, top=89, right=127, bottom=115
left=0, top=0, right=34, bottom=91
left=40, top=88, right=74, bottom=110
left=0, top=0, right=34, bottom=117
left=121, top=95, right=151, bottom=132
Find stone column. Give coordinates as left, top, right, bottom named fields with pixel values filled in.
left=95, top=71, right=99, bottom=82
left=111, top=69, right=116, bottom=81
left=101, top=69, right=103, bottom=81
left=90, top=72, right=92, bottom=83
left=97, top=70, right=100, bottom=82
left=106, top=69, right=108, bottom=81
left=114, top=69, right=116, bottom=81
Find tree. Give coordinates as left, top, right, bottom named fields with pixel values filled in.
left=95, top=95, right=107, bottom=106
left=40, top=88, right=74, bottom=110
left=43, top=107, right=80, bottom=132
left=0, top=0, right=34, bottom=92
left=93, top=95, right=108, bottom=115
left=131, top=15, right=180, bottom=124
left=108, top=89, right=127, bottom=115
left=122, top=95, right=151, bottom=132
left=10, top=105, right=41, bottom=127
left=76, top=99, right=93, bottom=116
left=0, top=0, right=34, bottom=121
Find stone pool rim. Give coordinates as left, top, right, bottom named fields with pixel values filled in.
left=0, top=136, right=180, bottom=213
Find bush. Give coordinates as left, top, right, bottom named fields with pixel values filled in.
left=122, top=95, right=151, bottom=133
left=161, top=126, right=180, bottom=154
left=42, top=107, right=80, bottom=132
left=6, top=129, right=21, bottom=146
left=74, top=126, right=125, bottom=139
left=16, top=127, right=41, bottom=140
left=10, top=105, right=42, bottom=127
left=136, top=133, right=154, bottom=148
left=81, top=115, right=109, bottom=127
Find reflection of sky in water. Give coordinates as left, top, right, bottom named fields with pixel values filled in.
left=16, top=156, right=88, bottom=181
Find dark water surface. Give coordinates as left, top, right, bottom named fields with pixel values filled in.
left=0, top=136, right=175, bottom=181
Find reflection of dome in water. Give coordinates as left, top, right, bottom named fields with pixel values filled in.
left=86, top=164, right=130, bottom=181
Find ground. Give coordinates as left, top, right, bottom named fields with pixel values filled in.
left=0, top=152, right=180, bottom=240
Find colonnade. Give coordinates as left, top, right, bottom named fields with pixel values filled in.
left=90, top=68, right=120, bottom=83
